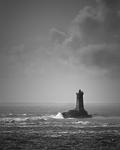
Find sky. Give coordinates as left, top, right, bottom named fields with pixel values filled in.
left=0, top=0, right=120, bottom=105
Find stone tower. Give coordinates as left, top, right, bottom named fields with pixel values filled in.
left=62, top=89, right=91, bottom=118
left=76, top=89, right=84, bottom=111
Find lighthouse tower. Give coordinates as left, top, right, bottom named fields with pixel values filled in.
left=76, top=89, right=84, bottom=111
left=62, top=89, right=91, bottom=118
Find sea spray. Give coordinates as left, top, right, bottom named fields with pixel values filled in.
left=49, top=112, right=64, bottom=119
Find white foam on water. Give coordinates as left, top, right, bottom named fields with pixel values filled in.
left=8, top=113, right=13, bottom=116
left=0, top=112, right=64, bottom=123
left=0, top=117, right=28, bottom=122
left=22, top=114, right=27, bottom=116
left=102, top=123, right=108, bottom=127
left=49, top=112, right=64, bottom=119
left=1, top=113, right=120, bottom=128
left=74, top=121, right=90, bottom=125
left=92, top=115, right=120, bottom=120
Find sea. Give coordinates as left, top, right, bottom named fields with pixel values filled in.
left=0, top=103, right=120, bottom=150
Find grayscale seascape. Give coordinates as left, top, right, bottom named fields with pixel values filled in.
left=0, top=104, right=120, bottom=150
left=1, top=0, right=120, bottom=149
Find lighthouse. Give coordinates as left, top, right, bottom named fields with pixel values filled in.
left=62, top=89, right=91, bottom=118
left=76, top=89, right=84, bottom=111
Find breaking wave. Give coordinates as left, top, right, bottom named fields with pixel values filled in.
left=74, top=121, right=90, bottom=125
left=0, top=112, right=120, bottom=128
left=49, top=112, right=64, bottom=119
left=0, top=112, right=64, bottom=123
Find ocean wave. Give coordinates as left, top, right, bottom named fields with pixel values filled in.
left=0, top=113, right=120, bottom=128
left=0, top=117, right=28, bottom=123
left=74, top=121, right=90, bottom=125
left=0, top=112, right=64, bottom=123
left=92, top=114, right=120, bottom=119
left=49, top=112, right=64, bottom=119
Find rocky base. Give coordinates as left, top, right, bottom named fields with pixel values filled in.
left=62, top=109, right=92, bottom=118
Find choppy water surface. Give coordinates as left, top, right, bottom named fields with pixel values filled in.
left=0, top=112, right=120, bottom=149
left=1, top=112, right=120, bottom=129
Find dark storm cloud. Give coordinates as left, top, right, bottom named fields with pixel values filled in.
left=79, top=44, right=120, bottom=71
left=71, top=0, right=120, bottom=44
left=97, top=0, right=120, bottom=9
left=50, top=0, right=120, bottom=77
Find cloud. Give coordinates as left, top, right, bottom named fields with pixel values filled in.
left=64, top=36, right=81, bottom=50
left=49, top=0, right=120, bottom=77
left=71, top=0, right=120, bottom=44
left=97, top=0, right=120, bottom=10
left=50, top=28, right=67, bottom=45
left=77, top=44, right=120, bottom=70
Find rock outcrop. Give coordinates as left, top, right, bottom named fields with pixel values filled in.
left=62, top=89, right=92, bottom=118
